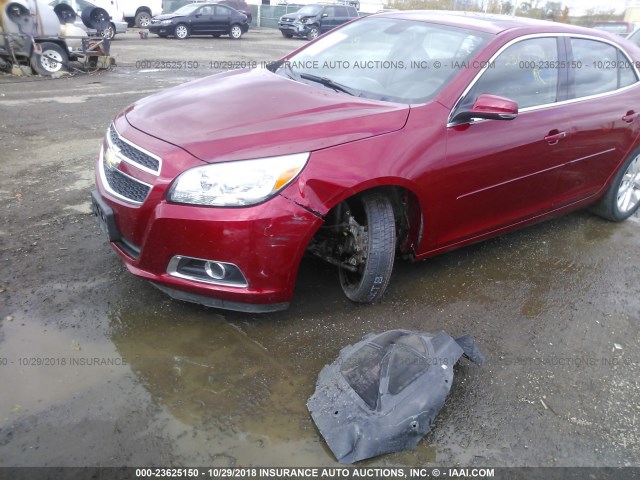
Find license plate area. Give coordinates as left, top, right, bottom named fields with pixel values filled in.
left=91, top=190, right=121, bottom=242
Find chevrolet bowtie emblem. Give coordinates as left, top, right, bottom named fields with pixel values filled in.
left=104, top=146, right=122, bottom=170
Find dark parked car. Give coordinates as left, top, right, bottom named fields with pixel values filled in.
left=278, top=4, right=358, bottom=40
left=593, top=21, right=638, bottom=36
left=148, top=3, right=248, bottom=39
left=92, top=12, right=640, bottom=312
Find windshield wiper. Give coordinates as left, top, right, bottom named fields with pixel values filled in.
left=299, top=73, right=357, bottom=96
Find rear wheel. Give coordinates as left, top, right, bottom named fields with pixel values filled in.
left=229, top=24, right=243, bottom=39
left=30, top=42, right=68, bottom=76
left=174, top=24, right=189, bottom=39
left=592, top=149, right=640, bottom=221
left=135, top=11, right=151, bottom=28
left=338, top=193, right=396, bottom=303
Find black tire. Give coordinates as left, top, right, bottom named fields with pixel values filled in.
left=80, top=6, right=110, bottom=30
left=212, top=33, right=221, bottom=38
left=229, top=24, right=243, bottom=39
left=339, top=193, right=396, bottom=303
left=174, top=23, right=189, bottom=39
left=53, top=3, right=76, bottom=24
left=30, top=42, right=68, bottom=76
left=306, top=25, right=320, bottom=41
left=135, top=11, right=152, bottom=28
left=592, top=149, right=640, bottom=221
left=281, top=32, right=293, bottom=38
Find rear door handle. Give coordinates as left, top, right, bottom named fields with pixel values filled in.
left=544, top=130, right=567, bottom=145
left=622, top=111, right=640, bottom=123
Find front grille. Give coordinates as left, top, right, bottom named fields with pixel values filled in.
left=103, top=164, right=151, bottom=204
left=109, top=125, right=160, bottom=173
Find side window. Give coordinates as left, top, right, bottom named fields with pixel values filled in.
left=334, top=6, right=348, bottom=16
left=199, top=6, right=212, bottom=15
left=323, top=6, right=335, bottom=18
left=569, top=38, right=638, bottom=98
left=214, top=5, right=228, bottom=15
left=459, top=37, right=559, bottom=111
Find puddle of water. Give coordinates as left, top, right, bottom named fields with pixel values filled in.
left=0, top=313, right=129, bottom=423
left=108, top=304, right=441, bottom=466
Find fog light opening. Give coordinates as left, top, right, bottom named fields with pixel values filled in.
left=167, top=255, right=248, bottom=288
left=204, top=261, right=226, bottom=280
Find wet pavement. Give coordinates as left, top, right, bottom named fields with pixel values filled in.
left=1, top=29, right=639, bottom=468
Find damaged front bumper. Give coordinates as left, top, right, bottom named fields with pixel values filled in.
left=92, top=186, right=324, bottom=312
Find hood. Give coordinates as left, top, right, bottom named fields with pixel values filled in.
left=124, top=68, right=409, bottom=163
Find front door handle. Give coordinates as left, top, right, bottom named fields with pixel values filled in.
left=622, top=111, right=640, bottom=123
left=544, top=130, right=567, bottom=145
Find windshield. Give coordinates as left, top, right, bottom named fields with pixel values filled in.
left=173, top=4, right=203, bottom=15
left=296, top=5, right=322, bottom=16
left=274, top=17, right=490, bottom=104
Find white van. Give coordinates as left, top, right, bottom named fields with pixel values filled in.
left=112, top=0, right=163, bottom=27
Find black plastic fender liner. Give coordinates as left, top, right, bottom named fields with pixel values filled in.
left=307, top=330, right=484, bottom=464
left=80, top=5, right=110, bottom=30
left=53, top=3, right=77, bottom=24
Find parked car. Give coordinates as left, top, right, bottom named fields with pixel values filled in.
left=92, top=11, right=640, bottom=312
left=592, top=21, right=638, bottom=36
left=336, top=0, right=359, bottom=10
left=49, top=0, right=127, bottom=39
left=278, top=4, right=358, bottom=40
left=148, top=3, right=248, bottom=39
left=191, top=0, right=253, bottom=23
left=628, top=28, right=640, bottom=47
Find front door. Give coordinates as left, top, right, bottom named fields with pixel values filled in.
left=438, top=36, right=575, bottom=246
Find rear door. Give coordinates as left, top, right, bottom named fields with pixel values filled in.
left=552, top=36, right=640, bottom=207
left=333, top=5, right=352, bottom=29
left=212, top=5, right=232, bottom=33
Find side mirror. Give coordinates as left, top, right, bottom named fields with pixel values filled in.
left=451, top=94, right=518, bottom=124
left=322, top=13, right=328, bottom=17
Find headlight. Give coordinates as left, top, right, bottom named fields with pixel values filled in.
left=161, top=19, right=172, bottom=25
left=168, top=153, right=309, bottom=207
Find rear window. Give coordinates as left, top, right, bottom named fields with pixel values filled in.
left=570, top=38, right=638, bottom=98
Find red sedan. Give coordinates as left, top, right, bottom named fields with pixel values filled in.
left=92, top=11, right=640, bottom=312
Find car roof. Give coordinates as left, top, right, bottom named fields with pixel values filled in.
left=379, top=10, right=612, bottom=37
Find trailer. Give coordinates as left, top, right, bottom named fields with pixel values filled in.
left=0, top=0, right=114, bottom=76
